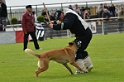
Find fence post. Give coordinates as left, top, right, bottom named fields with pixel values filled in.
left=111, top=0, right=113, bottom=4
left=35, top=5, right=38, bottom=16
left=86, top=2, right=88, bottom=8
left=102, top=19, right=105, bottom=35
left=61, top=3, right=63, bottom=11
left=10, top=7, right=12, bottom=20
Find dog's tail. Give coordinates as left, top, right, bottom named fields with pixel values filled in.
left=25, top=49, right=40, bottom=58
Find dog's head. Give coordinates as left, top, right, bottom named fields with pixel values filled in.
left=68, top=39, right=82, bottom=48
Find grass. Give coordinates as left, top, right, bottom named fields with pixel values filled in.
left=0, top=33, right=124, bottom=82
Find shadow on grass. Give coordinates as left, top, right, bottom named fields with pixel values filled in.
left=37, top=72, right=95, bottom=79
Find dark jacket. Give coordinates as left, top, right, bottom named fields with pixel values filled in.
left=104, top=6, right=109, bottom=10
left=109, top=6, right=116, bottom=16
left=109, top=6, right=115, bottom=13
left=102, top=11, right=111, bottom=21
left=21, top=12, right=35, bottom=33
left=97, top=9, right=104, bottom=18
left=53, top=9, right=90, bottom=37
left=0, top=3, right=7, bottom=17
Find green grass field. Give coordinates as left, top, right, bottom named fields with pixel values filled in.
left=0, top=33, right=124, bottom=82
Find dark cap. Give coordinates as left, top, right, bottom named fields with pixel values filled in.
left=26, top=5, right=32, bottom=9
left=55, top=10, right=63, bottom=20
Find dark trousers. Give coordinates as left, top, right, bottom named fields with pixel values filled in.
left=24, top=32, right=40, bottom=50
left=75, top=28, right=92, bottom=60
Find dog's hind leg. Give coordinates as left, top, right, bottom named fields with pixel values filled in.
left=35, top=58, right=49, bottom=78
left=63, top=64, right=74, bottom=75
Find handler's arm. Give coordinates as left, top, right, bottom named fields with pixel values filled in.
left=53, top=13, right=76, bottom=30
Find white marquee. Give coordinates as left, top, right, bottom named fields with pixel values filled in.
left=5, top=0, right=123, bottom=6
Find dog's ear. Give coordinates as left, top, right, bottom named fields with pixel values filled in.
left=69, top=42, right=74, bottom=45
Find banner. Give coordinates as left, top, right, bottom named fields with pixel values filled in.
left=0, top=31, right=25, bottom=44
left=87, top=22, right=97, bottom=33
left=0, top=31, right=16, bottom=44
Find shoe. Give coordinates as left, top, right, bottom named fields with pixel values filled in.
left=36, top=48, right=42, bottom=50
left=83, top=56, right=93, bottom=72
left=86, top=65, right=93, bottom=72
left=23, top=48, right=27, bottom=51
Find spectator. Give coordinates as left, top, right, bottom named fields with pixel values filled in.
left=68, top=5, right=73, bottom=10
left=41, top=10, right=49, bottom=39
left=2, top=0, right=5, bottom=4
left=50, top=13, right=55, bottom=21
left=80, top=7, right=85, bottom=18
left=97, top=4, right=104, bottom=17
left=98, top=3, right=104, bottom=10
left=21, top=5, right=40, bottom=50
left=102, top=9, right=111, bottom=34
left=41, top=10, right=49, bottom=24
left=109, top=4, right=116, bottom=17
left=118, top=8, right=124, bottom=32
left=83, top=10, right=90, bottom=19
left=49, top=13, right=55, bottom=39
left=74, top=4, right=81, bottom=15
left=0, top=0, right=7, bottom=31
left=104, top=3, right=109, bottom=10
left=32, top=11, right=37, bottom=22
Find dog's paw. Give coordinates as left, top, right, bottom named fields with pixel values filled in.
left=84, top=70, right=88, bottom=73
left=35, top=72, right=39, bottom=78
left=71, top=72, right=74, bottom=75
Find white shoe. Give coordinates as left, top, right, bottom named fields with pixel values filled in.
left=36, top=48, right=42, bottom=50
left=83, top=56, right=93, bottom=72
left=87, top=65, right=93, bottom=72
left=74, top=59, right=85, bottom=74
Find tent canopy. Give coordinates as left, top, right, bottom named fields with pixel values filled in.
left=6, top=0, right=123, bottom=7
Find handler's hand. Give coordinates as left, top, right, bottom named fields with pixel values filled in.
left=51, top=21, right=54, bottom=24
left=25, top=32, right=27, bottom=34
left=49, top=24, right=53, bottom=28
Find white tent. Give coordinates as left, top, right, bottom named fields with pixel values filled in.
left=6, top=0, right=124, bottom=7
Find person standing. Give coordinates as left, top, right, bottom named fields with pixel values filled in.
left=74, top=4, right=81, bottom=15
left=97, top=4, right=104, bottom=18
left=118, top=8, right=124, bottom=32
left=83, top=10, right=90, bottom=19
left=49, top=9, right=93, bottom=74
left=0, top=0, right=7, bottom=31
left=68, top=5, right=73, bottom=10
left=109, top=4, right=116, bottom=17
left=102, top=9, right=111, bottom=34
left=21, top=5, right=40, bottom=50
left=104, top=3, right=109, bottom=10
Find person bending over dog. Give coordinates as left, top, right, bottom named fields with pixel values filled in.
left=49, top=9, right=93, bottom=74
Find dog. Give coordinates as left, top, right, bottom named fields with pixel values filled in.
left=25, top=40, right=87, bottom=78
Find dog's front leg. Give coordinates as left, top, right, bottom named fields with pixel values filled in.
left=63, top=64, right=74, bottom=75
left=70, top=61, right=87, bottom=73
left=68, top=53, right=87, bottom=73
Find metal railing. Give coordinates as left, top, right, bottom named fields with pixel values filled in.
left=7, top=0, right=124, bottom=21
left=5, top=17, right=124, bottom=35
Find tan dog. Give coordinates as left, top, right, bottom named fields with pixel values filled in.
left=25, top=40, right=87, bottom=78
